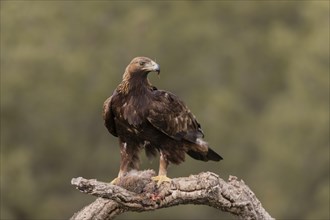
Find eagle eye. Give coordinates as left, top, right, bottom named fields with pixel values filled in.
left=139, top=61, right=146, bottom=66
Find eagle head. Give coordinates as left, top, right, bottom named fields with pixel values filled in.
left=125, top=57, right=160, bottom=78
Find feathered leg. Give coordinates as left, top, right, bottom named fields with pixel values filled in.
left=111, top=140, right=140, bottom=184
left=152, top=150, right=171, bottom=185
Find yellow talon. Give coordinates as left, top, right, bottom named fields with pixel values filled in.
left=152, top=175, right=171, bottom=186
left=110, top=177, right=119, bottom=185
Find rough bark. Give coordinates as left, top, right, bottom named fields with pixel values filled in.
left=71, top=170, right=274, bottom=220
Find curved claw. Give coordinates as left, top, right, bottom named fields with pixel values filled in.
left=110, top=177, right=119, bottom=185
left=152, top=175, right=171, bottom=186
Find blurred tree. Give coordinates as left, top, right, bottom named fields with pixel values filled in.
left=1, top=1, right=329, bottom=219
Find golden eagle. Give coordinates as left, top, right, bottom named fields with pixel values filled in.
left=103, top=57, right=222, bottom=184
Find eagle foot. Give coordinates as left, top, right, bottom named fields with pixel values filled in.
left=110, top=177, right=119, bottom=185
left=151, top=175, right=171, bottom=186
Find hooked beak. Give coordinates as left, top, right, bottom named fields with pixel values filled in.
left=146, top=60, right=160, bottom=75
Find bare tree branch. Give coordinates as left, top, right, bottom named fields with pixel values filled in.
left=71, top=170, right=274, bottom=220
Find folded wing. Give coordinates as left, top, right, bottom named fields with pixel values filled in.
left=147, top=90, right=204, bottom=143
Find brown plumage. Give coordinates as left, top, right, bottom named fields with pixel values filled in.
left=103, top=57, right=222, bottom=183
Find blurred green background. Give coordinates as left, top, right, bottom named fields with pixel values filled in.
left=1, top=1, right=329, bottom=219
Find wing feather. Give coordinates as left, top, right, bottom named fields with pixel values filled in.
left=147, top=90, right=203, bottom=143
left=103, top=95, right=118, bottom=137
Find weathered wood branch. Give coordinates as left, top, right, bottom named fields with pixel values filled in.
left=71, top=170, right=273, bottom=220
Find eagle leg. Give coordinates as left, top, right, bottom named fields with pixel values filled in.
left=111, top=141, right=140, bottom=184
left=110, top=160, right=128, bottom=184
left=152, top=151, right=171, bottom=186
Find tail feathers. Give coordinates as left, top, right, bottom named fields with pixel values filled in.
left=187, top=147, right=223, bottom=162
left=187, top=138, right=223, bottom=161
left=187, top=150, right=207, bottom=161
left=207, top=147, right=223, bottom=161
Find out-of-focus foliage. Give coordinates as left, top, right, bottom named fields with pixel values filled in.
left=1, top=1, right=329, bottom=219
